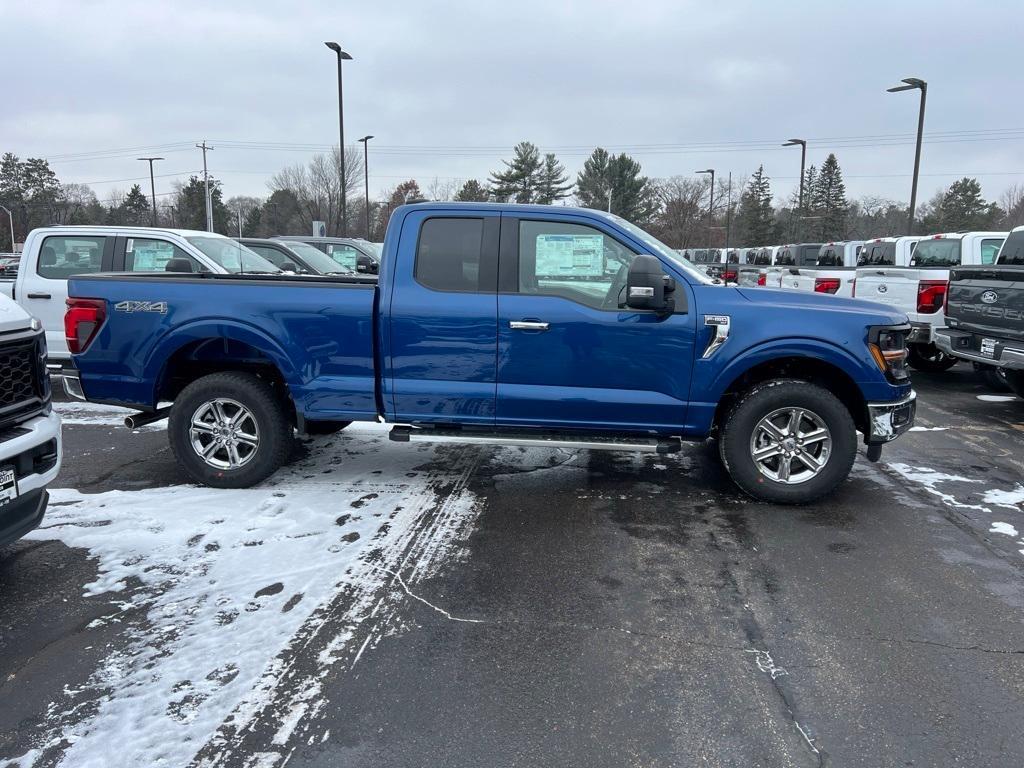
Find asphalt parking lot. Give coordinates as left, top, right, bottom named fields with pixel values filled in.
left=1, top=367, right=1023, bottom=768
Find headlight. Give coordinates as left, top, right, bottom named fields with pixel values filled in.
left=868, top=326, right=910, bottom=382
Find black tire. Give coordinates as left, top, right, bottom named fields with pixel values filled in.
left=907, top=343, right=958, bottom=372
left=168, top=372, right=292, bottom=488
left=719, top=380, right=857, bottom=504
left=1004, top=370, right=1024, bottom=399
left=303, top=419, right=352, bottom=435
left=972, top=362, right=1011, bottom=393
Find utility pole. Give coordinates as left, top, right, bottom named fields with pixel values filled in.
left=137, top=156, right=163, bottom=226
left=237, top=203, right=243, bottom=237
left=696, top=170, right=715, bottom=244
left=0, top=204, right=14, bottom=253
left=196, top=140, right=214, bottom=231
left=782, top=139, right=807, bottom=241
left=725, top=172, right=733, bottom=248
left=358, top=135, right=373, bottom=238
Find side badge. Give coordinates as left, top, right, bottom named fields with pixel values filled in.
left=114, top=300, right=168, bottom=314
left=702, top=315, right=731, bottom=359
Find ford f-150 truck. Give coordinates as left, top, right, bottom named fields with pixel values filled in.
left=853, top=231, right=1006, bottom=372
left=0, top=294, right=61, bottom=548
left=62, top=203, right=916, bottom=504
left=782, top=241, right=865, bottom=297
left=935, top=225, right=1024, bottom=397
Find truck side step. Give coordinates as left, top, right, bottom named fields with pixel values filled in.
left=389, top=426, right=681, bottom=454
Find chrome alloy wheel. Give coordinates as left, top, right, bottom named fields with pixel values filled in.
left=189, top=398, right=260, bottom=470
left=749, top=407, right=832, bottom=485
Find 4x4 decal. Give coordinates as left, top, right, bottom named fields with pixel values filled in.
left=114, top=300, right=168, bottom=314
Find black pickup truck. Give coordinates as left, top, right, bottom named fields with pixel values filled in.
left=935, top=225, right=1024, bottom=397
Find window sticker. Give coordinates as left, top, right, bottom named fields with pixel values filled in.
left=535, top=234, right=604, bottom=277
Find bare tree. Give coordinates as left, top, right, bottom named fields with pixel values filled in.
left=649, top=176, right=708, bottom=248
left=1000, top=184, right=1024, bottom=228
left=425, top=177, right=459, bottom=201
left=269, top=146, right=362, bottom=237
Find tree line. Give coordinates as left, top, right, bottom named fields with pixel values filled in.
left=4, top=145, right=1024, bottom=253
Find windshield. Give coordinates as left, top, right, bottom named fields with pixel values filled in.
left=186, top=237, right=281, bottom=274
left=283, top=241, right=355, bottom=274
left=608, top=214, right=714, bottom=283
left=910, top=239, right=962, bottom=267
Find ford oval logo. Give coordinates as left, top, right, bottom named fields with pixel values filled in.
left=877, top=285, right=888, bottom=293
left=981, top=290, right=998, bottom=304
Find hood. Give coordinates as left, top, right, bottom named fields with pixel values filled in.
left=0, top=293, right=36, bottom=334
left=736, top=286, right=908, bottom=325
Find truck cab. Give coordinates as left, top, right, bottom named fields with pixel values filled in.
left=853, top=231, right=1005, bottom=372
left=785, top=241, right=864, bottom=297
left=935, top=225, right=1024, bottom=396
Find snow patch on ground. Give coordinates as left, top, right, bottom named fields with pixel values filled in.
left=14, top=425, right=483, bottom=768
left=983, top=485, right=1024, bottom=510
left=909, top=426, right=948, bottom=432
left=990, top=522, right=1020, bottom=538
left=886, top=463, right=988, bottom=512
left=976, top=394, right=1019, bottom=403
left=54, top=401, right=166, bottom=430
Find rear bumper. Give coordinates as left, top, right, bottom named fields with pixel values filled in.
left=934, top=328, right=1024, bottom=370
left=907, top=322, right=933, bottom=344
left=0, top=489, right=48, bottom=548
left=62, top=370, right=86, bottom=400
left=866, top=390, right=917, bottom=444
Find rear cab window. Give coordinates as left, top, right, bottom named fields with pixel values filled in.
left=997, top=230, right=1024, bottom=265
left=859, top=242, right=896, bottom=266
left=37, top=235, right=106, bottom=279
left=980, top=238, right=1004, bottom=265
left=414, top=217, right=486, bottom=292
left=817, top=247, right=842, bottom=267
left=911, top=238, right=962, bottom=267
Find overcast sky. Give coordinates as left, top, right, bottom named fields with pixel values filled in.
left=5, top=0, right=1022, bottom=209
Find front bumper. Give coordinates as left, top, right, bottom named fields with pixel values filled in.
left=1, top=410, right=63, bottom=497
left=866, top=390, right=917, bottom=444
left=935, top=328, right=1024, bottom=370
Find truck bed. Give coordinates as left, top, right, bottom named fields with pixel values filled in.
left=68, top=272, right=380, bottom=421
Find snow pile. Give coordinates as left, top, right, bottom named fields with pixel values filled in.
left=14, top=424, right=482, bottom=767
left=983, top=485, right=1024, bottom=510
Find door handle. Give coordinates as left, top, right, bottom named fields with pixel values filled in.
left=509, top=320, right=550, bottom=331
left=27, top=293, right=51, bottom=299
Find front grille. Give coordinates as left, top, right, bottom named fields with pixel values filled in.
left=0, top=333, right=48, bottom=429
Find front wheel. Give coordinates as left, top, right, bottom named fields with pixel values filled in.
left=168, top=372, right=293, bottom=488
left=907, top=343, right=958, bottom=372
left=973, top=362, right=1011, bottom=392
left=719, top=380, right=857, bottom=504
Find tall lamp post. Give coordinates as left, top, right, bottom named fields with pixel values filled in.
left=887, top=77, right=927, bottom=235
left=137, top=156, right=163, bottom=226
left=782, top=139, right=806, bottom=240
left=357, top=135, right=373, bottom=238
left=325, top=42, right=353, bottom=236
left=695, top=169, right=715, bottom=244
left=0, top=204, right=14, bottom=253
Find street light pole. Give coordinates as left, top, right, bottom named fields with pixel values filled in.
left=358, top=135, right=373, bottom=238
left=725, top=172, right=733, bottom=249
left=782, top=139, right=807, bottom=241
left=196, top=141, right=214, bottom=231
left=887, top=77, right=927, bottom=235
left=0, top=204, right=14, bottom=253
left=696, top=169, right=715, bottom=244
left=325, top=42, right=353, bottom=236
left=138, top=156, right=163, bottom=226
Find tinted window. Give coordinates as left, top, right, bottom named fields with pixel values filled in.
left=726, top=251, right=739, bottom=264
left=817, top=247, right=842, bottom=267
left=246, top=244, right=292, bottom=268
left=777, top=249, right=795, bottom=266
left=980, top=238, right=1004, bottom=265
left=38, top=235, right=106, bottom=279
left=858, top=243, right=896, bottom=266
left=911, top=239, right=962, bottom=267
left=798, top=246, right=821, bottom=266
left=754, top=249, right=770, bottom=265
left=997, top=231, right=1024, bottom=265
left=415, top=217, right=485, bottom=292
left=518, top=220, right=636, bottom=310
left=125, top=237, right=203, bottom=272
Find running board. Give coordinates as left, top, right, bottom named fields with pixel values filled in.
left=389, top=426, right=681, bottom=454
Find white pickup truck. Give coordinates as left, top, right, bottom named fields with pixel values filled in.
left=0, top=293, right=61, bottom=548
left=781, top=241, right=864, bottom=297
left=11, top=226, right=281, bottom=370
left=737, top=246, right=782, bottom=287
left=853, top=231, right=1006, bottom=371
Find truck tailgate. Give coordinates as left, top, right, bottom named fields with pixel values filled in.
left=854, top=267, right=924, bottom=311
left=947, top=265, right=1024, bottom=343
left=68, top=274, right=379, bottom=419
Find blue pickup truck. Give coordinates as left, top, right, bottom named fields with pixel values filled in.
left=63, top=203, right=916, bottom=503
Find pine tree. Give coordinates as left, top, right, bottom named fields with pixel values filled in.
left=489, top=142, right=543, bottom=202
left=810, top=154, right=848, bottom=240
left=454, top=179, right=490, bottom=202
left=735, top=166, right=777, bottom=245
left=575, top=148, right=658, bottom=225
left=175, top=176, right=230, bottom=233
left=534, top=153, right=573, bottom=204
left=121, top=184, right=150, bottom=225
left=930, top=178, right=1003, bottom=231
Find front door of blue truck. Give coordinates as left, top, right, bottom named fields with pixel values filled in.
left=495, top=213, right=697, bottom=432
left=386, top=209, right=500, bottom=423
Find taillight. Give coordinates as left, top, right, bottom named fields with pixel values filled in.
left=65, top=298, right=106, bottom=354
left=723, top=269, right=738, bottom=282
left=814, top=277, right=841, bottom=294
left=916, top=280, right=947, bottom=314
left=757, top=273, right=767, bottom=286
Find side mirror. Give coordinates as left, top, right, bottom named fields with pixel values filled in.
left=626, top=254, right=672, bottom=312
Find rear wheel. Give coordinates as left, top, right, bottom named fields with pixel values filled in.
left=719, top=380, right=857, bottom=504
left=972, top=362, right=1011, bottom=393
left=907, top=343, right=958, bottom=372
left=1004, top=370, right=1024, bottom=399
left=168, top=372, right=292, bottom=488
